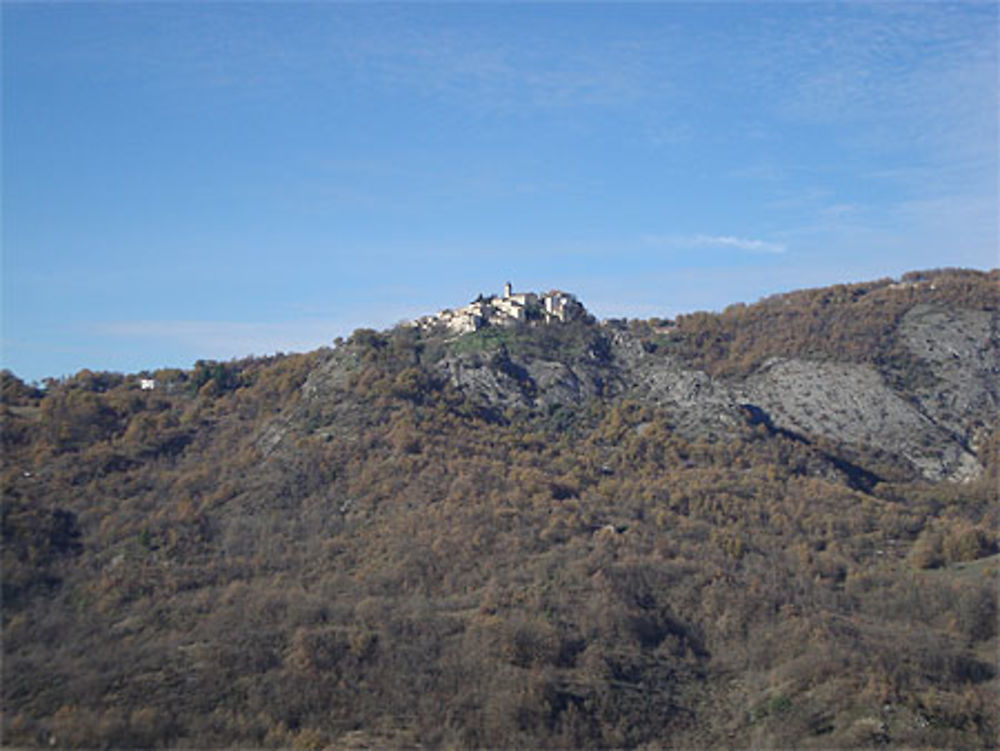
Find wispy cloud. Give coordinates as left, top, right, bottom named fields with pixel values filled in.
left=767, top=4, right=995, bottom=165
left=326, top=10, right=674, bottom=114
left=691, top=234, right=787, bottom=254
left=721, top=3, right=996, bottom=223
left=643, top=233, right=787, bottom=255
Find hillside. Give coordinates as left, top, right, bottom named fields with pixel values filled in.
left=2, top=268, right=998, bottom=749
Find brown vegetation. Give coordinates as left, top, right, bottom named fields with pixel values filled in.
left=1, top=269, right=997, bottom=749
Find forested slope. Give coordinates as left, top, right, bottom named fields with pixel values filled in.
left=2, top=269, right=998, bottom=749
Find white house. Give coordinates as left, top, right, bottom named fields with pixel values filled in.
left=542, top=290, right=580, bottom=322
left=413, top=282, right=584, bottom=333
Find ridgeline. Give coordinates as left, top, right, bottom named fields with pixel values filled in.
left=3, top=268, right=998, bottom=749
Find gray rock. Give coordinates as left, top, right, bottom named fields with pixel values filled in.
left=741, top=357, right=980, bottom=482
left=610, top=329, right=746, bottom=440
left=437, top=353, right=533, bottom=410
left=896, top=305, right=999, bottom=445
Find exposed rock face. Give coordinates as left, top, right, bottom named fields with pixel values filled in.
left=896, top=305, right=999, bottom=446
left=422, top=301, right=997, bottom=482
left=740, top=358, right=979, bottom=481
left=435, top=345, right=619, bottom=413
left=523, top=359, right=590, bottom=408
left=275, top=278, right=997, bottom=486
left=436, top=353, right=536, bottom=411
left=612, top=335, right=746, bottom=440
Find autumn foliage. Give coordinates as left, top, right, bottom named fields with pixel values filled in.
left=2, top=269, right=997, bottom=749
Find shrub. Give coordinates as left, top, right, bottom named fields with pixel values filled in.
left=910, top=529, right=944, bottom=569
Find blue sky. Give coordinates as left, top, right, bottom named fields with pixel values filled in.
left=3, top=2, right=997, bottom=381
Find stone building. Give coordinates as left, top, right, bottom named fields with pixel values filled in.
left=411, top=282, right=584, bottom=334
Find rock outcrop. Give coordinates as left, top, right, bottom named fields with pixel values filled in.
left=418, top=298, right=997, bottom=482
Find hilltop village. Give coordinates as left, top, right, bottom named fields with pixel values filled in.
left=411, top=283, right=586, bottom=335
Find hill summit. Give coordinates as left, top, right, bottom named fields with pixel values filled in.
left=2, top=268, right=998, bottom=749
left=410, top=282, right=587, bottom=335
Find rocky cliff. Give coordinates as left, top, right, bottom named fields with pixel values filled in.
left=400, top=271, right=998, bottom=484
